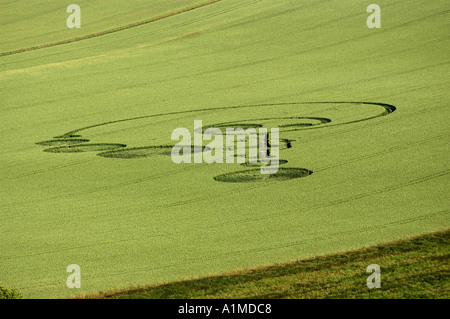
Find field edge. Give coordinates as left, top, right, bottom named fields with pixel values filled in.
left=77, top=229, right=449, bottom=299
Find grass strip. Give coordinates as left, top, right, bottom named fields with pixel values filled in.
left=87, top=230, right=449, bottom=299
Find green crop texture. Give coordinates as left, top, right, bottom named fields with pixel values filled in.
left=1, top=0, right=448, bottom=298
left=97, top=230, right=450, bottom=299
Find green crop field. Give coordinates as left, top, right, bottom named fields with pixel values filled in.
left=96, top=230, right=450, bottom=299
left=1, top=0, right=449, bottom=299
